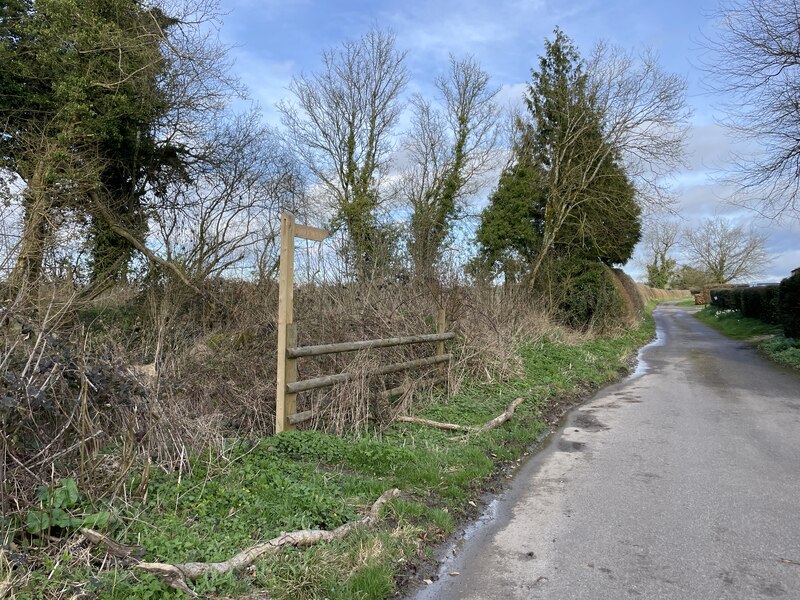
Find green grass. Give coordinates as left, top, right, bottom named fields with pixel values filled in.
left=15, top=313, right=657, bottom=600
left=694, top=306, right=800, bottom=370
left=694, top=306, right=781, bottom=339
left=675, top=298, right=697, bottom=307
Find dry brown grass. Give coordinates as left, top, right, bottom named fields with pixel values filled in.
left=0, top=269, right=575, bottom=535
left=0, top=549, right=19, bottom=600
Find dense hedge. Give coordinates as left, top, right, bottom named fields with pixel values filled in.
left=741, top=286, right=781, bottom=324
left=709, top=287, right=742, bottom=311
left=779, top=272, right=800, bottom=338
left=702, top=283, right=737, bottom=305
left=709, top=271, right=799, bottom=337
left=612, top=268, right=645, bottom=318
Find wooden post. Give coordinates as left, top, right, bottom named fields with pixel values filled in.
left=276, top=212, right=296, bottom=434
left=435, top=307, right=447, bottom=376
left=275, top=213, right=329, bottom=434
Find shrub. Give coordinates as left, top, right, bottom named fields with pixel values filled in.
left=703, top=283, right=737, bottom=305
left=557, top=261, right=627, bottom=331
left=740, top=286, right=781, bottom=324
left=612, top=268, right=645, bottom=319
left=710, top=287, right=741, bottom=310
left=779, top=271, right=800, bottom=338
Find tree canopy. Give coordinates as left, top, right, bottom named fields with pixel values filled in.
left=1, top=0, right=188, bottom=289
left=475, top=29, right=645, bottom=284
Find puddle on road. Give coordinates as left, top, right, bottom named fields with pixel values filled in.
left=413, top=491, right=503, bottom=598
left=572, top=412, right=608, bottom=431
left=630, top=315, right=666, bottom=379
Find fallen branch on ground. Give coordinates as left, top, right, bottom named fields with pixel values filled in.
left=80, top=528, right=144, bottom=561
left=396, top=397, right=525, bottom=433
left=394, top=416, right=468, bottom=431
left=476, top=397, right=525, bottom=432
left=83, top=488, right=401, bottom=597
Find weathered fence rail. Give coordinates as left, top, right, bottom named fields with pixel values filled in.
left=287, top=353, right=452, bottom=394
left=275, top=211, right=452, bottom=433
left=287, top=332, right=455, bottom=358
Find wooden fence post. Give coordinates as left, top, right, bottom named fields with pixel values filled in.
left=275, top=212, right=329, bottom=434
left=276, top=212, right=296, bottom=434
left=435, top=307, right=447, bottom=375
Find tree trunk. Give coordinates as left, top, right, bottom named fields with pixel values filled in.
left=7, top=167, right=52, bottom=300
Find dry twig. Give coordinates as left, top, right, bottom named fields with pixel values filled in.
left=80, top=528, right=144, bottom=561
left=397, top=397, right=525, bottom=433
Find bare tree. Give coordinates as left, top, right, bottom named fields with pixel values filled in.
left=152, top=111, right=303, bottom=284
left=279, top=29, right=408, bottom=278
left=400, top=55, right=500, bottom=279
left=683, top=217, right=769, bottom=283
left=703, top=0, right=800, bottom=221
left=641, top=217, right=681, bottom=288
left=589, top=44, right=690, bottom=205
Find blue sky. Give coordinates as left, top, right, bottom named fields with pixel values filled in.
left=219, top=0, right=798, bottom=281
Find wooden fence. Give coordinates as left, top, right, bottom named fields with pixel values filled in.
left=275, top=212, right=452, bottom=433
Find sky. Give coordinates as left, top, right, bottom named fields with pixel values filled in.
left=217, top=0, right=798, bottom=282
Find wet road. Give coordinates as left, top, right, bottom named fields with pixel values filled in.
left=412, top=303, right=800, bottom=599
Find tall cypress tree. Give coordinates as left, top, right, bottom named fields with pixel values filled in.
left=474, top=29, right=641, bottom=283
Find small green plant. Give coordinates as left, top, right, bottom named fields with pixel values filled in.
left=26, top=478, right=111, bottom=534
left=760, top=336, right=800, bottom=370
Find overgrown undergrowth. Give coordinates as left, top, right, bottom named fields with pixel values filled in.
left=5, top=309, right=656, bottom=599
left=694, top=306, right=800, bottom=370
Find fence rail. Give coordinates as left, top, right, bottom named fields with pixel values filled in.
left=286, top=353, right=452, bottom=394
left=287, top=332, right=455, bottom=358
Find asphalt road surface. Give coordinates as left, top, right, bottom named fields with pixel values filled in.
left=412, top=303, right=800, bottom=600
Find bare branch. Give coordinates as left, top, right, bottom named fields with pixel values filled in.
left=702, top=0, right=800, bottom=221
left=400, top=54, right=500, bottom=277
left=682, top=217, right=770, bottom=283
left=279, top=29, right=408, bottom=277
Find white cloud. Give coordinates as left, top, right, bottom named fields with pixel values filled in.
left=495, top=82, right=528, bottom=112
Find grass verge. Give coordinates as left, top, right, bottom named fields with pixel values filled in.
left=10, top=313, right=656, bottom=600
left=675, top=298, right=697, bottom=307
left=694, top=306, right=800, bottom=370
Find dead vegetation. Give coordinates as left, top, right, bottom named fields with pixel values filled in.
left=1, top=272, right=558, bottom=534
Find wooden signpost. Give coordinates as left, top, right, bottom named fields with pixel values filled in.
left=275, top=212, right=329, bottom=434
